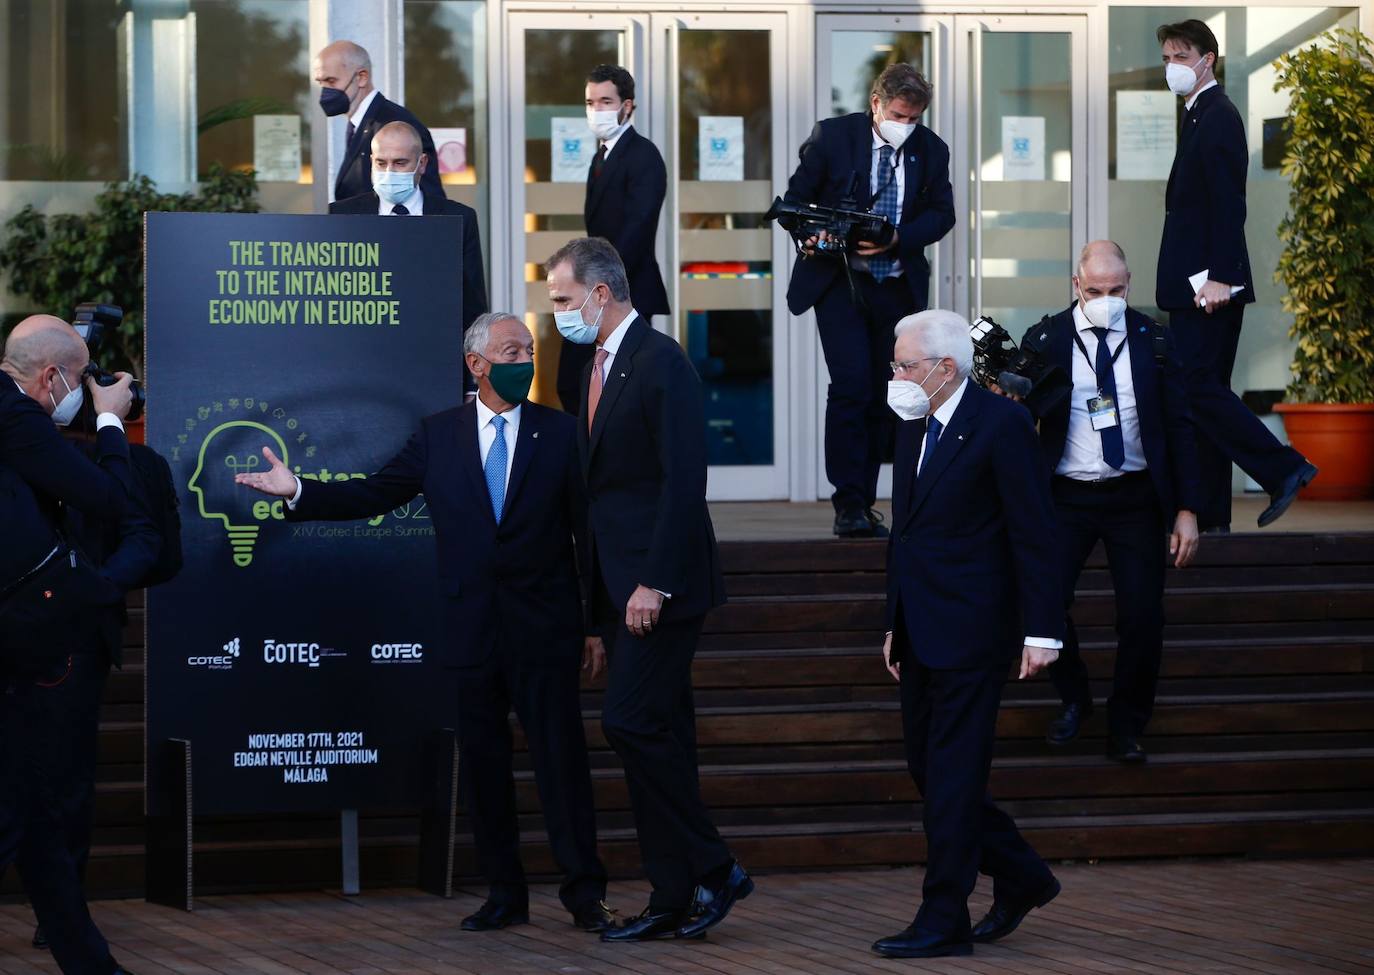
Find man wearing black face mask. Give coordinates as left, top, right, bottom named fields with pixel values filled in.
left=314, top=40, right=444, bottom=203
left=234, top=312, right=613, bottom=935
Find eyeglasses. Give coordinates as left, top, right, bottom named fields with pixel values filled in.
left=890, top=356, right=941, bottom=375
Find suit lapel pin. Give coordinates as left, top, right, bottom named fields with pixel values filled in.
left=619, top=372, right=627, bottom=378
left=957, top=434, right=965, bottom=441
left=532, top=431, right=539, bottom=439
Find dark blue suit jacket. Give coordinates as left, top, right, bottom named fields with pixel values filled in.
left=288, top=400, right=587, bottom=669
left=1022, top=305, right=1202, bottom=519
left=1156, top=86, right=1253, bottom=310
left=578, top=315, right=725, bottom=621
left=585, top=126, right=670, bottom=317
left=1, top=379, right=133, bottom=586
left=334, top=93, right=445, bottom=203
left=784, top=112, right=955, bottom=315
left=886, top=383, right=1062, bottom=670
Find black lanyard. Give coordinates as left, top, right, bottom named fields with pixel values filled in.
left=1071, top=329, right=1127, bottom=393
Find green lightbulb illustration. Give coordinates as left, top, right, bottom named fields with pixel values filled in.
left=188, top=420, right=289, bottom=568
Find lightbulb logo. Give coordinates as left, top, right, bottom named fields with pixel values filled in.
left=188, top=420, right=290, bottom=568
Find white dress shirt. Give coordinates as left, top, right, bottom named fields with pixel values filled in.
left=476, top=397, right=520, bottom=488
left=348, top=89, right=380, bottom=133
left=592, top=309, right=640, bottom=387
left=1185, top=78, right=1218, bottom=112
left=908, top=376, right=1061, bottom=651
left=867, top=129, right=906, bottom=277
left=1056, top=304, right=1147, bottom=481
left=377, top=182, right=423, bottom=215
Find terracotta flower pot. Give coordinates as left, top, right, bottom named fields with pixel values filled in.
left=1272, top=402, right=1374, bottom=500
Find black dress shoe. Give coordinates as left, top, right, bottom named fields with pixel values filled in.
left=675, top=861, right=754, bottom=938
left=32, top=924, right=47, bottom=950
left=1106, top=735, right=1147, bottom=764
left=601, top=907, right=689, bottom=942
left=864, top=509, right=891, bottom=539
left=1258, top=461, right=1318, bottom=527
left=571, top=899, right=616, bottom=932
left=460, top=899, right=529, bottom=931
left=971, top=876, right=1061, bottom=943
left=834, top=507, right=877, bottom=538
left=871, top=924, right=972, bottom=958
left=1046, top=702, right=1091, bottom=745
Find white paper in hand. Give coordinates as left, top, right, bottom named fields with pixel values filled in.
left=1189, top=270, right=1245, bottom=296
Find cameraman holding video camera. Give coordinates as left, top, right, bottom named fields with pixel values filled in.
left=784, top=63, right=954, bottom=538
left=1, top=314, right=141, bottom=975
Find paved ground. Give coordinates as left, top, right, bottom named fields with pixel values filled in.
left=2, top=858, right=1371, bottom=974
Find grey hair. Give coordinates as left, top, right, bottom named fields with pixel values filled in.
left=463, top=311, right=522, bottom=358
left=544, top=237, right=631, bottom=302
left=872, top=63, right=933, bottom=111
left=894, top=309, right=974, bottom=379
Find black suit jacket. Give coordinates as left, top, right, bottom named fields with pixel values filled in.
left=784, top=112, right=956, bottom=315
left=577, top=316, right=725, bottom=621
left=0, top=380, right=133, bottom=586
left=1156, top=86, right=1253, bottom=310
left=584, top=127, right=670, bottom=316
left=287, top=401, right=587, bottom=668
left=886, top=383, right=1062, bottom=670
left=329, top=189, right=489, bottom=335
left=1023, top=306, right=1202, bottom=519
left=334, top=93, right=445, bottom=203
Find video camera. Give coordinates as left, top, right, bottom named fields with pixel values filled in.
left=73, top=302, right=144, bottom=422
left=969, top=315, right=1071, bottom=419
left=764, top=197, right=896, bottom=255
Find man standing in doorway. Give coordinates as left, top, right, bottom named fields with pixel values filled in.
left=313, top=39, right=445, bottom=203
left=1155, top=19, right=1316, bottom=531
left=784, top=63, right=955, bottom=538
left=556, top=65, right=670, bottom=414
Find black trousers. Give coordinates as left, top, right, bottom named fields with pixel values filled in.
left=454, top=648, right=606, bottom=913
left=1048, top=473, right=1167, bottom=738
left=600, top=612, right=731, bottom=911
left=1169, top=304, right=1304, bottom=529
left=899, top=645, right=1053, bottom=938
left=2, top=653, right=116, bottom=975
left=814, top=272, right=918, bottom=513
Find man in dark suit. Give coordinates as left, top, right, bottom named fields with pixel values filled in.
left=785, top=63, right=956, bottom=538
left=544, top=238, right=748, bottom=943
left=1, top=315, right=139, bottom=975
left=1018, top=241, right=1200, bottom=763
left=874, top=310, right=1062, bottom=960
left=313, top=40, right=444, bottom=203
left=1155, top=19, right=1316, bottom=532
left=330, top=120, right=489, bottom=395
left=556, top=65, right=670, bottom=414
left=234, top=313, right=613, bottom=935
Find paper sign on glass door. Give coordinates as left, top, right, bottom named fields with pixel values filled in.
left=551, top=118, right=595, bottom=182
left=1001, top=116, right=1045, bottom=181
left=699, top=116, right=744, bottom=182
left=1116, top=92, right=1176, bottom=180
left=253, top=116, right=301, bottom=183
left=430, top=128, right=468, bottom=175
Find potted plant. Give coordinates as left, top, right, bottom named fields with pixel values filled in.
left=1272, top=28, right=1374, bottom=499
left=0, top=165, right=259, bottom=441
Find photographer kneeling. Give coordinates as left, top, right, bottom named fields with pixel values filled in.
left=783, top=62, right=954, bottom=537
left=1, top=314, right=140, bottom=975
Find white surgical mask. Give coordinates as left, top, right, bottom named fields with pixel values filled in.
left=1165, top=56, right=1208, bottom=97
left=373, top=166, right=418, bottom=206
left=875, top=106, right=917, bottom=148
left=554, top=288, right=604, bottom=345
left=587, top=108, right=628, bottom=142
left=49, top=367, right=84, bottom=427
left=1079, top=294, right=1127, bottom=330
left=887, top=362, right=947, bottom=421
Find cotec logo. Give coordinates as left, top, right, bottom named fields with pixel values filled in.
left=371, top=642, right=423, bottom=664
left=189, top=637, right=240, bottom=670
left=263, top=640, right=321, bottom=668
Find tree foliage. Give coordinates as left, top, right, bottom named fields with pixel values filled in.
left=1273, top=28, right=1374, bottom=403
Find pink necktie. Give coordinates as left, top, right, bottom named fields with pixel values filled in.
left=587, top=348, right=609, bottom=433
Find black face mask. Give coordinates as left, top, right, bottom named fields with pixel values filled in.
left=319, top=73, right=356, bottom=117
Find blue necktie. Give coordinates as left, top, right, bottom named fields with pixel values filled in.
left=1091, top=327, right=1126, bottom=470
left=868, top=145, right=900, bottom=281
left=919, top=415, right=942, bottom=475
left=485, top=414, right=507, bottom=521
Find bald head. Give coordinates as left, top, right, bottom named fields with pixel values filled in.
left=313, top=40, right=374, bottom=113
left=2, top=315, right=88, bottom=380
left=1074, top=240, right=1131, bottom=304
left=316, top=40, right=371, bottom=75
left=372, top=121, right=426, bottom=176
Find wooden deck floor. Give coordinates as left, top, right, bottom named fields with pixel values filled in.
left=3, top=858, right=1370, bottom=974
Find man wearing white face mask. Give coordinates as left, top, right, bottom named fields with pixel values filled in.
left=876, top=310, right=1062, bottom=960
left=1156, top=20, right=1317, bottom=531
left=332, top=122, right=488, bottom=398
left=1009, top=241, right=1200, bottom=764
left=785, top=63, right=955, bottom=539
left=556, top=65, right=670, bottom=414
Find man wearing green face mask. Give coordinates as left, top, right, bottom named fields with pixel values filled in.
left=235, top=313, right=613, bottom=934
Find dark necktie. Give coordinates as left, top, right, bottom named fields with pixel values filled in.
left=347, top=120, right=356, bottom=146
left=591, top=144, right=607, bottom=180
left=918, top=415, right=942, bottom=475
left=391, top=203, right=409, bottom=215
left=1091, top=326, right=1126, bottom=470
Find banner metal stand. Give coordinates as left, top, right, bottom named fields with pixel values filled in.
left=418, top=729, right=460, bottom=898
left=145, top=738, right=193, bottom=911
